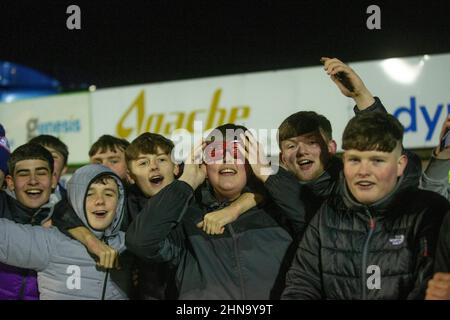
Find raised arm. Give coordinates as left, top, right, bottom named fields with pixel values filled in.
left=420, top=115, right=450, bottom=201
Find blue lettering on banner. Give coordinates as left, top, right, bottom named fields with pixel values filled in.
left=393, top=96, right=450, bottom=141
left=37, top=119, right=81, bottom=135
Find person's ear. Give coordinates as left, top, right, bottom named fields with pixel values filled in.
left=173, top=164, right=180, bottom=177
left=397, top=154, right=408, bottom=177
left=5, top=175, right=14, bottom=191
left=126, top=169, right=135, bottom=184
left=328, top=139, right=337, bottom=155
left=61, top=165, right=68, bottom=177
left=51, top=172, right=58, bottom=189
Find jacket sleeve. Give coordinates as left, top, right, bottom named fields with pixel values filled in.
left=51, top=198, right=84, bottom=238
left=353, top=96, right=387, bottom=115
left=407, top=206, right=449, bottom=299
left=420, top=155, right=450, bottom=201
left=264, top=167, right=307, bottom=237
left=0, top=217, right=52, bottom=271
left=125, top=180, right=194, bottom=266
left=434, top=211, right=450, bottom=273
left=281, top=211, right=323, bottom=300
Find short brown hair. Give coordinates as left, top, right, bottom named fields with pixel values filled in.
left=342, top=113, right=404, bottom=152
left=89, top=135, right=130, bottom=157
left=29, top=135, right=69, bottom=166
left=278, top=111, right=332, bottom=146
left=8, top=143, right=54, bottom=175
left=125, top=133, right=174, bottom=164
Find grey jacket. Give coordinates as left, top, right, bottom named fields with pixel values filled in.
left=0, top=164, right=129, bottom=300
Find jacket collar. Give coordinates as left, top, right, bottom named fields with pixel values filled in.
left=5, top=189, right=59, bottom=225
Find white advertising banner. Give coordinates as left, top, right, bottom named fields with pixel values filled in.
left=0, top=93, right=91, bottom=164
left=90, top=65, right=351, bottom=156
left=2, top=53, right=448, bottom=165
left=349, top=53, right=450, bottom=150
left=91, top=53, right=450, bottom=153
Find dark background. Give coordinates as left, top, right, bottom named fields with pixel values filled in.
left=1, top=0, right=449, bottom=90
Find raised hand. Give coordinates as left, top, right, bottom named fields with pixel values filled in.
left=239, top=131, right=274, bottom=182
left=179, top=140, right=207, bottom=190
left=321, top=57, right=375, bottom=110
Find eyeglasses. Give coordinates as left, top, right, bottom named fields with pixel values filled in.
left=203, top=140, right=244, bottom=163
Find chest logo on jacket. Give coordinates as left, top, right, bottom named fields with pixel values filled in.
left=389, top=235, right=405, bottom=246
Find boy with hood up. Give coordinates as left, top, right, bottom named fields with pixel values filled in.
left=0, top=164, right=130, bottom=299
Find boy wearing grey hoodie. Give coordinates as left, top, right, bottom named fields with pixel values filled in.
left=0, top=164, right=130, bottom=299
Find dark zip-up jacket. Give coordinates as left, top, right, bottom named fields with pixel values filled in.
left=433, top=210, right=450, bottom=273
left=125, top=174, right=306, bottom=300
left=281, top=173, right=449, bottom=300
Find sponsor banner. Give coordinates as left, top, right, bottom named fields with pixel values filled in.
left=0, top=93, right=91, bottom=164
left=90, top=66, right=349, bottom=156
left=91, top=53, right=450, bottom=153
left=350, top=53, right=450, bottom=149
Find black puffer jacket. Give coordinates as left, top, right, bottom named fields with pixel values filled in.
left=282, top=174, right=449, bottom=300
left=126, top=177, right=306, bottom=300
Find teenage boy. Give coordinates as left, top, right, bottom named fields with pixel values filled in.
left=281, top=112, right=449, bottom=299
left=89, top=135, right=131, bottom=182
left=0, top=143, right=59, bottom=299
left=125, top=124, right=306, bottom=299
left=29, top=135, right=69, bottom=199
left=0, top=164, right=131, bottom=299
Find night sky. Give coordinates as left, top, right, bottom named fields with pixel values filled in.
left=1, top=0, right=450, bottom=90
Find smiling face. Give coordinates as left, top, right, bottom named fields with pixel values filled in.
left=6, top=159, right=56, bottom=209
left=280, top=131, right=336, bottom=182
left=128, top=147, right=179, bottom=197
left=343, top=146, right=407, bottom=205
left=205, top=141, right=248, bottom=202
left=85, top=177, right=119, bottom=231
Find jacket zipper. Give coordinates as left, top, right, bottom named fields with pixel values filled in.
left=361, top=208, right=376, bottom=300
left=228, top=224, right=246, bottom=299
left=18, top=269, right=30, bottom=300
left=101, top=237, right=110, bottom=300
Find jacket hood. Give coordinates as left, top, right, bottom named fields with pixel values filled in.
left=66, top=164, right=125, bottom=239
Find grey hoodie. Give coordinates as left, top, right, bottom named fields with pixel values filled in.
left=0, top=164, right=129, bottom=299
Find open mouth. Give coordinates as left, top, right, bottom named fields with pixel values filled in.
left=219, top=168, right=237, bottom=176
left=92, top=210, right=108, bottom=218
left=25, top=189, right=43, bottom=199
left=355, top=181, right=375, bottom=189
left=149, top=175, right=164, bottom=186
left=297, top=159, right=314, bottom=170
